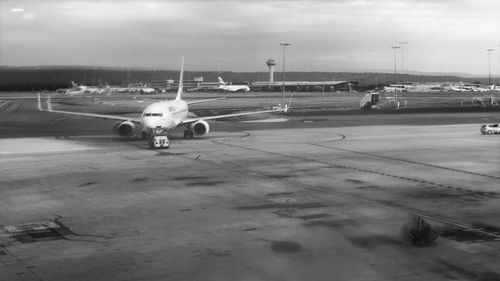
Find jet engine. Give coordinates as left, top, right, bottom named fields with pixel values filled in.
left=112, top=121, right=136, bottom=137
left=191, top=120, right=210, bottom=136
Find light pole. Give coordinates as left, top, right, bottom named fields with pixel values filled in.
left=280, top=42, right=291, bottom=106
left=487, top=49, right=494, bottom=85
left=498, top=45, right=500, bottom=86
left=398, top=41, right=408, bottom=74
left=391, top=46, right=400, bottom=98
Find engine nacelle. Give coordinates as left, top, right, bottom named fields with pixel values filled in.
left=191, top=120, right=210, bottom=136
left=112, top=121, right=136, bottom=137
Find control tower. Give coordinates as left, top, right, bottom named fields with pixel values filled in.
left=266, top=58, right=276, bottom=82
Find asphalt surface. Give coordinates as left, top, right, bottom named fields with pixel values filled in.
left=0, top=93, right=499, bottom=281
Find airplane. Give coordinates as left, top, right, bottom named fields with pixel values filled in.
left=38, top=58, right=288, bottom=148
left=56, top=81, right=110, bottom=95
left=110, top=83, right=157, bottom=95
left=218, top=77, right=250, bottom=92
left=472, top=86, right=488, bottom=92
left=383, top=84, right=408, bottom=93
left=448, top=83, right=466, bottom=92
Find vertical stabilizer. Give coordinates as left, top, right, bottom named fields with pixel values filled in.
left=47, top=96, right=52, bottom=111
left=218, top=77, right=226, bottom=87
left=37, top=93, right=42, bottom=111
left=175, top=57, right=184, bottom=101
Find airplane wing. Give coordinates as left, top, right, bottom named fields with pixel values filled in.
left=37, top=94, right=142, bottom=123
left=133, top=97, right=225, bottom=104
left=180, top=107, right=286, bottom=124
left=187, top=97, right=225, bottom=105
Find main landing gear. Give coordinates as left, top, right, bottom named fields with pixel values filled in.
left=183, top=126, right=194, bottom=139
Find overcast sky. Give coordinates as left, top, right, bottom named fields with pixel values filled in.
left=1, top=0, right=499, bottom=74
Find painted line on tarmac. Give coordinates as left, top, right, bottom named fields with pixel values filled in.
left=312, top=143, right=500, bottom=181
left=210, top=138, right=500, bottom=241
left=242, top=118, right=289, bottom=123
left=0, top=100, right=11, bottom=110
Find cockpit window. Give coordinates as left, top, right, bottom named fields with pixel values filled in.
left=143, top=113, right=163, bottom=117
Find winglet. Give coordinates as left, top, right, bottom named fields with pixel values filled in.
left=47, top=95, right=52, bottom=111
left=175, top=56, right=184, bottom=101
left=218, top=77, right=225, bottom=87
left=37, top=93, right=42, bottom=111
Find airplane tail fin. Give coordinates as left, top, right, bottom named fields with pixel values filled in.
left=37, top=93, right=42, bottom=111
left=71, top=81, right=77, bottom=87
left=218, top=77, right=226, bottom=87
left=37, top=93, right=52, bottom=111
left=47, top=95, right=52, bottom=111
left=175, top=57, right=184, bottom=101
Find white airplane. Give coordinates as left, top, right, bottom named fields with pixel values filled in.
left=383, top=84, right=408, bottom=93
left=56, top=81, right=110, bottom=95
left=448, top=84, right=466, bottom=92
left=38, top=58, right=287, bottom=148
left=218, top=77, right=250, bottom=92
left=116, top=83, right=157, bottom=95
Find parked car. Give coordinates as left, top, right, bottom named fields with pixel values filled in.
left=480, top=124, right=500, bottom=134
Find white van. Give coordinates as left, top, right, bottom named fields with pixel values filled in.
left=150, top=136, right=170, bottom=149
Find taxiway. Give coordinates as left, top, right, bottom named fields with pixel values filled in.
left=0, top=96, right=499, bottom=281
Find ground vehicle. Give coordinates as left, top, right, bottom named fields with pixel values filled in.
left=150, top=135, right=170, bottom=149
left=480, top=124, right=500, bottom=134
left=149, top=128, right=170, bottom=149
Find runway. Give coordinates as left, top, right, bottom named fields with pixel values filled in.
left=0, top=97, right=499, bottom=281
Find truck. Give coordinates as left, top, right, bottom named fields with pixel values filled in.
left=149, top=128, right=170, bottom=149
left=360, top=93, right=380, bottom=109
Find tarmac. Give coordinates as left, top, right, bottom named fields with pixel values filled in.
left=0, top=96, right=500, bottom=281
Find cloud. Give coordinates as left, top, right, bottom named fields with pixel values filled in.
left=0, top=0, right=499, bottom=74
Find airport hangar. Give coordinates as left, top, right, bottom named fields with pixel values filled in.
left=250, top=80, right=349, bottom=92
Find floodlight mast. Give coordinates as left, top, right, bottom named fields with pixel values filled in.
left=487, top=49, right=494, bottom=85
left=280, top=42, right=291, bottom=106
left=391, top=46, right=401, bottom=101
left=398, top=41, right=408, bottom=73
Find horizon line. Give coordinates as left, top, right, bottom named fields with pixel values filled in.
left=0, top=65, right=495, bottom=78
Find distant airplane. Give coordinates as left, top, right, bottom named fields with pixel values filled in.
left=448, top=84, right=466, bottom=92
left=472, top=86, right=488, bottom=92
left=218, top=77, right=250, bottom=92
left=38, top=58, right=287, bottom=148
left=383, top=84, right=408, bottom=93
left=56, top=81, right=110, bottom=95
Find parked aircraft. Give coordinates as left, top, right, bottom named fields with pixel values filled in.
left=38, top=58, right=287, bottom=148
left=383, top=84, right=409, bottom=93
left=56, top=81, right=110, bottom=95
left=109, top=83, right=157, bottom=95
left=448, top=84, right=466, bottom=92
left=218, top=77, right=250, bottom=92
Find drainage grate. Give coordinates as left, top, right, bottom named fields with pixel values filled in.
left=4, top=220, right=73, bottom=243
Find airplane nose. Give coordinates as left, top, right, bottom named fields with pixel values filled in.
left=143, top=117, right=157, bottom=129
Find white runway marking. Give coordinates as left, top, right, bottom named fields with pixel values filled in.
left=0, top=100, right=11, bottom=110
left=0, top=138, right=98, bottom=155
left=242, top=118, right=289, bottom=123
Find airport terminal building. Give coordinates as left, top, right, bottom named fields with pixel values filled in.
left=250, top=80, right=349, bottom=92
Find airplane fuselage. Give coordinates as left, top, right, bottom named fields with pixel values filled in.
left=219, top=85, right=250, bottom=92
left=141, top=99, right=189, bottom=132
